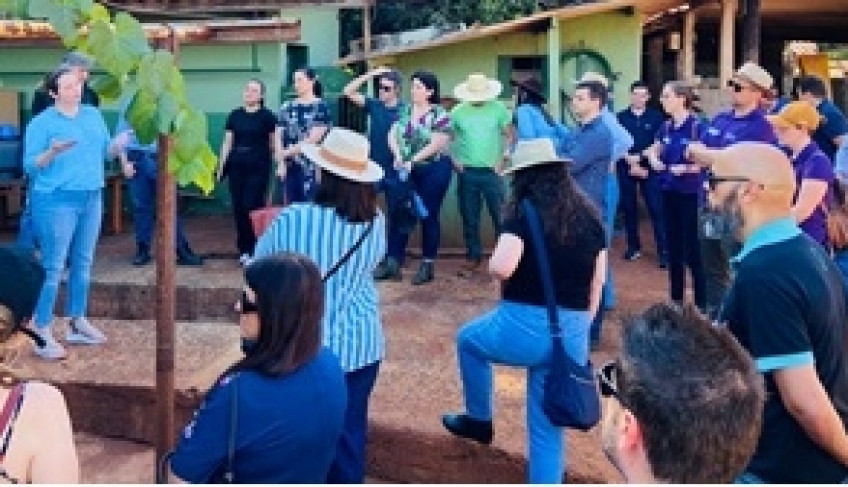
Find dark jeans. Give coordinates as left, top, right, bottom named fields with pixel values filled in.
left=663, top=190, right=706, bottom=308
left=227, top=165, right=270, bottom=255
left=126, top=150, right=189, bottom=249
left=457, top=167, right=504, bottom=261
left=326, top=361, right=380, bottom=484
left=617, top=163, right=666, bottom=256
left=386, top=155, right=453, bottom=264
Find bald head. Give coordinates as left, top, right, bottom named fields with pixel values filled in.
left=709, top=142, right=796, bottom=208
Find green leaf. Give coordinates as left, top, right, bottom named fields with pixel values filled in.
left=127, top=89, right=159, bottom=145
left=89, top=73, right=124, bottom=103
left=114, top=12, right=152, bottom=57
left=172, top=107, right=207, bottom=162
left=137, top=50, right=175, bottom=97
left=87, top=16, right=148, bottom=78
left=0, top=0, right=27, bottom=17
left=87, top=3, right=110, bottom=24
left=157, top=91, right=181, bottom=134
left=48, top=4, right=82, bottom=45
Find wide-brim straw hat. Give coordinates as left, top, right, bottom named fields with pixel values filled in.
left=502, top=138, right=572, bottom=175
left=301, top=128, right=384, bottom=183
left=454, top=73, right=503, bottom=102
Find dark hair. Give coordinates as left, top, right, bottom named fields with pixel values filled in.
left=411, top=71, right=440, bottom=104
left=575, top=80, right=608, bottom=107
left=247, top=77, right=266, bottom=108
left=664, top=80, right=698, bottom=110
left=226, top=253, right=323, bottom=377
left=797, top=75, right=828, bottom=99
left=516, top=87, right=555, bottom=126
left=379, top=69, right=403, bottom=90
left=619, top=303, right=764, bottom=483
left=45, top=66, right=74, bottom=96
left=504, top=163, right=602, bottom=246
left=314, top=170, right=378, bottom=223
left=294, top=67, right=323, bottom=98
left=630, top=80, right=650, bottom=92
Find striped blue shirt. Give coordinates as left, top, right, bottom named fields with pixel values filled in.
left=253, top=204, right=387, bottom=372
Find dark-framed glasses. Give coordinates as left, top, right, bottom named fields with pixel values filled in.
left=705, top=169, right=751, bottom=191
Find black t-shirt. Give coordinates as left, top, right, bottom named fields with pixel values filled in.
left=720, top=234, right=848, bottom=483
left=224, top=107, right=277, bottom=170
left=501, top=211, right=605, bottom=310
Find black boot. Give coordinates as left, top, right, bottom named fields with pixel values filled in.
left=176, top=244, right=204, bottom=266
left=373, top=257, right=402, bottom=281
left=442, top=414, right=493, bottom=445
left=132, top=243, right=151, bottom=267
left=411, top=261, right=434, bottom=285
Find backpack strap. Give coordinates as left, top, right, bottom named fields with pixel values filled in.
left=520, top=199, right=560, bottom=336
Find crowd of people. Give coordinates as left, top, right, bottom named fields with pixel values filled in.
left=2, top=47, right=848, bottom=483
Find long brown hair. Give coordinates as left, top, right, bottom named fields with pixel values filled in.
left=314, top=171, right=378, bottom=223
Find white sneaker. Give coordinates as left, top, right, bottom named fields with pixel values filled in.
left=33, top=328, right=68, bottom=360
left=238, top=254, right=252, bottom=267
left=65, top=318, right=107, bottom=345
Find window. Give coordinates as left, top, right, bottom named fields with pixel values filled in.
left=497, top=55, right=548, bottom=98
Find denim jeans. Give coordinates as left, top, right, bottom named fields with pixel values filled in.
left=30, top=189, right=102, bottom=328
left=663, top=190, right=705, bottom=308
left=457, top=167, right=504, bottom=261
left=834, top=250, right=848, bottom=284
left=14, top=183, right=37, bottom=253
left=126, top=150, right=190, bottom=249
left=603, top=175, right=618, bottom=309
left=457, top=300, right=591, bottom=483
left=227, top=165, right=270, bottom=255
left=327, top=361, right=380, bottom=484
left=386, top=155, right=453, bottom=264
left=617, top=163, right=666, bottom=256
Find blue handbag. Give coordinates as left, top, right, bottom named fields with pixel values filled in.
left=521, top=199, right=601, bottom=431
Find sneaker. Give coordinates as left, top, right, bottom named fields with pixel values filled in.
left=442, top=414, right=493, bottom=445
left=412, top=261, right=435, bottom=286
left=66, top=318, right=107, bottom=345
left=33, top=328, right=67, bottom=360
left=238, top=254, right=252, bottom=267
left=623, top=248, right=641, bottom=261
left=373, top=257, right=402, bottom=281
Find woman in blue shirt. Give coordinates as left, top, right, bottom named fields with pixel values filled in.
left=254, top=127, right=386, bottom=483
left=169, top=253, right=347, bottom=483
left=23, top=66, right=110, bottom=361
left=511, top=76, right=570, bottom=153
left=645, top=81, right=706, bottom=310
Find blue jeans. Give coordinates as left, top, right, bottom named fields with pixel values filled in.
left=457, top=300, right=591, bottom=483
left=603, top=175, right=618, bottom=309
left=126, top=150, right=190, bottom=249
left=386, top=155, right=453, bottom=264
left=327, top=361, right=380, bottom=484
left=31, top=189, right=102, bottom=328
left=14, top=184, right=37, bottom=253
left=617, top=163, right=666, bottom=256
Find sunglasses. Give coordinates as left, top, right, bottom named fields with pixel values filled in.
left=597, top=360, right=624, bottom=404
left=727, top=80, right=752, bottom=93
left=705, top=169, right=751, bottom=191
left=239, top=291, right=259, bottom=315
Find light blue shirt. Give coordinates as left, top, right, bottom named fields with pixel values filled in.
left=601, top=106, right=634, bottom=162
left=253, top=204, right=387, bottom=372
left=24, top=105, right=109, bottom=192
left=514, top=104, right=571, bottom=155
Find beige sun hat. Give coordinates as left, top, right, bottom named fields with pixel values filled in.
left=300, top=128, right=384, bottom=183
left=502, top=138, right=572, bottom=175
left=733, top=62, right=774, bottom=91
left=454, top=73, right=503, bottom=102
left=577, top=71, right=609, bottom=88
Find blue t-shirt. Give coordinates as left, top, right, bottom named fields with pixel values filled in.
left=701, top=108, right=777, bottom=149
left=365, top=97, right=404, bottom=172
left=792, top=141, right=834, bottom=245
left=617, top=106, right=664, bottom=156
left=514, top=104, right=571, bottom=155
left=657, top=114, right=704, bottom=194
left=170, top=348, right=347, bottom=483
left=813, top=99, right=848, bottom=161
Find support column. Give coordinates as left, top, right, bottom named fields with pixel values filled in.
left=719, top=0, right=737, bottom=86
left=363, top=0, right=372, bottom=63
left=647, top=36, right=664, bottom=96
left=680, top=9, right=696, bottom=80
left=740, top=0, right=761, bottom=63
left=547, top=16, right=562, bottom=121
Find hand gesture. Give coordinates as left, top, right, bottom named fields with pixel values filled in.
left=121, top=159, right=136, bottom=179
left=629, top=166, right=649, bottom=179
left=50, top=139, right=76, bottom=155
left=276, top=161, right=287, bottom=181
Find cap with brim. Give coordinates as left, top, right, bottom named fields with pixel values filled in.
left=502, top=138, right=572, bottom=175
left=454, top=73, right=502, bottom=102
left=766, top=101, right=823, bottom=132
left=301, top=128, right=384, bottom=184
left=0, top=246, right=46, bottom=347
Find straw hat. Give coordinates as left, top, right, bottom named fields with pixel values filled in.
left=454, top=73, right=503, bottom=102
left=510, top=76, right=545, bottom=101
left=502, top=138, right=572, bottom=175
left=301, top=128, right=384, bottom=183
left=733, top=62, right=773, bottom=91
left=577, top=71, right=610, bottom=88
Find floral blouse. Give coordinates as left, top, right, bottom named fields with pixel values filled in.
left=278, top=99, right=331, bottom=198
left=394, top=105, right=451, bottom=162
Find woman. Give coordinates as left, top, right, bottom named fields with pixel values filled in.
left=274, top=67, right=331, bottom=204
left=0, top=246, right=79, bottom=483
left=767, top=100, right=834, bottom=246
left=219, top=79, right=279, bottom=265
left=644, top=81, right=706, bottom=310
left=442, top=139, right=607, bottom=483
left=511, top=76, right=570, bottom=153
left=374, top=71, right=452, bottom=285
left=168, top=253, right=347, bottom=483
left=23, top=66, right=110, bottom=361
left=254, top=128, right=386, bottom=483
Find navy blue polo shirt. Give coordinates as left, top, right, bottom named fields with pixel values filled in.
left=701, top=108, right=777, bottom=149
left=813, top=99, right=848, bottom=160
left=617, top=106, right=665, bottom=155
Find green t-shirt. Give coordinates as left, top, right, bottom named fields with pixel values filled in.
left=450, top=101, right=511, bottom=168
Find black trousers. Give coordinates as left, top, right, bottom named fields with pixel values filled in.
left=662, top=190, right=706, bottom=309
left=227, top=165, right=271, bottom=255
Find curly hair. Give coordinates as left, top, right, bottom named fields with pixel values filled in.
left=504, top=162, right=602, bottom=245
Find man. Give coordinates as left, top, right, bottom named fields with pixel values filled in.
left=797, top=75, right=848, bottom=161
left=705, top=142, right=848, bottom=483
left=617, top=81, right=667, bottom=265
left=600, top=302, right=764, bottom=483
left=450, top=73, right=511, bottom=276
left=111, top=108, right=203, bottom=267
left=564, top=80, right=614, bottom=347
left=688, top=62, right=777, bottom=318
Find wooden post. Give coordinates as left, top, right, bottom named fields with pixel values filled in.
left=740, top=0, right=761, bottom=63
left=681, top=9, right=696, bottom=80
left=547, top=16, right=561, bottom=121
left=155, top=24, right=178, bottom=481
left=362, top=0, right=372, bottom=62
left=719, top=0, right=737, bottom=86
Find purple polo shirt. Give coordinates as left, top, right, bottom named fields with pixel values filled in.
left=793, top=141, right=834, bottom=245
left=700, top=108, right=777, bottom=149
left=658, top=114, right=704, bottom=194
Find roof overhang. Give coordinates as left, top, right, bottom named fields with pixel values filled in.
left=101, top=0, right=369, bottom=14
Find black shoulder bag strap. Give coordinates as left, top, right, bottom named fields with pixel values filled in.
left=323, top=221, right=375, bottom=282
left=521, top=199, right=560, bottom=335
left=221, top=378, right=238, bottom=483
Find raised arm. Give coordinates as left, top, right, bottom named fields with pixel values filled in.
left=343, top=66, right=392, bottom=107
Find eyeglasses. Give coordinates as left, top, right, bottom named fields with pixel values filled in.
left=239, top=291, right=259, bottom=314
left=379, top=84, right=395, bottom=92
left=705, top=169, right=751, bottom=191
left=727, top=80, right=751, bottom=93
left=597, top=360, right=624, bottom=404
